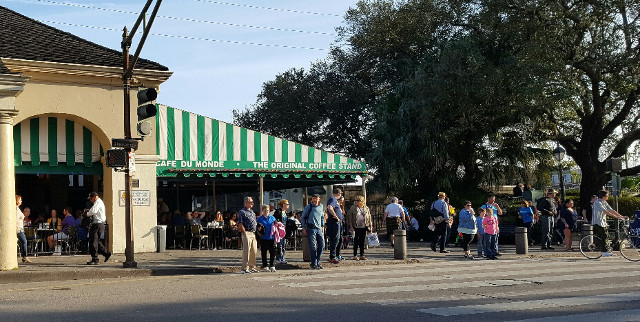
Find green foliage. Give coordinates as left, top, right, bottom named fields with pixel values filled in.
left=610, top=196, right=640, bottom=217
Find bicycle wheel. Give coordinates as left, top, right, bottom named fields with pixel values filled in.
left=620, top=236, right=640, bottom=262
left=580, top=235, right=603, bottom=259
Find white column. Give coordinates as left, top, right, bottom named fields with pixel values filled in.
left=0, top=74, right=28, bottom=270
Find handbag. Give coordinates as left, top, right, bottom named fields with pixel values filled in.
left=367, top=232, right=380, bottom=247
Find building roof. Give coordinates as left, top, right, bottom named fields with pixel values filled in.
left=0, top=5, right=168, bottom=74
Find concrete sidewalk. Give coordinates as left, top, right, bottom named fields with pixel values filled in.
left=0, top=241, right=585, bottom=284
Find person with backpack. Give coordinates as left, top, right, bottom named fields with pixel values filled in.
left=301, top=194, right=326, bottom=270
left=273, top=199, right=290, bottom=264
left=430, top=192, right=450, bottom=253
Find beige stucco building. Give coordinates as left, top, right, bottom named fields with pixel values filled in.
left=0, top=6, right=171, bottom=269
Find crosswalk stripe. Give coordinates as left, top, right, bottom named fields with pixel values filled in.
left=316, top=269, right=640, bottom=296
left=253, top=258, right=607, bottom=282
left=317, top=279, right=534, bottom=295
left=284, top=263, right=638, bottom=288
left=418, top=291, right=640, bottom=316
left=508, top=308, right=640, bottom=322
left=372, top=281, right=640, bottom=306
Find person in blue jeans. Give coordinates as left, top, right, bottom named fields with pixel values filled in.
left=301, top=194, right=325, bottom=270
left=476, top=208, right=485, bottom=257
left=326, top=188, right=344, bottom=263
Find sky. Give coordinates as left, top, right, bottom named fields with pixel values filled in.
left=1, top=0, right=359, bottom=123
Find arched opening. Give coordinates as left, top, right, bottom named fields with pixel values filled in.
left=13, top=115, right=106, bottom=231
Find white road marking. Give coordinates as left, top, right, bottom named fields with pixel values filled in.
left=316, top=270, right=640, bottom=296
left=371, top=281, right=640, bottom=306
left=283, top=263, right=638, bottom=288
left=418, top=291, right=640, bottom=316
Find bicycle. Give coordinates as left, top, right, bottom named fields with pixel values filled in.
left=580, top=219, right=640, bottom=261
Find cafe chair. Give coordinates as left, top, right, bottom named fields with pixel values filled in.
left=23, top=227, right=42, bottom=257
left=173, top=225, right=187, bottom=249
left=189, top=224, right=209, bottom=250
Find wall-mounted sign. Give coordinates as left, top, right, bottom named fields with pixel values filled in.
left=119, top=190, right=150, bottom=207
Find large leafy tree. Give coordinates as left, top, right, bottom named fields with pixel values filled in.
left=235, top=0, right=640, bottom=209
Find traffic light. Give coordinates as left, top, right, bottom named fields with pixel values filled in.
left=106, top=148, right=128, bottom=168
left=136, top=87, right=157, bottom=136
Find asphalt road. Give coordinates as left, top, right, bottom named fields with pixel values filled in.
left=2, top=256, right=640, bottom=321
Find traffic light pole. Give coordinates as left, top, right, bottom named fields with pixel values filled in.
left=122, top=27, right=136, bottom=269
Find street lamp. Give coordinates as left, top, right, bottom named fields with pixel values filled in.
left=553, top=145, right=566, bottom=202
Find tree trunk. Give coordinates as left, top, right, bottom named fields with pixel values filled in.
left=578, top=164, right=608, bottom=221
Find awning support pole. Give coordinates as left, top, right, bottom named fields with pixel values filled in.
left=259, top=177, right=264, bottom=208
left=212, top=180, right=216, bottom=212
left=362, top=175, right=367, bottom=202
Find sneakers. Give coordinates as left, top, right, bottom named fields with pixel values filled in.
left=329, top=258, right=340, bottom=264
left=270, top=267, right=276, bottom=272
left=353, top=256, right=360, bottom=261
left=602, top=252, right=616, bottom=257
left=359, top=255, right=367, bottom=261
left=440, top=250, right=450, bottom=253
left=317, top=264, right=324, bottom=269
left=337, top=255, right=344, bottom=261
left=86, top=261, right=98, bottom=265
left=280, top=260, right=287, bottom=264
left=262, top=267, right=271, bottom=272
left=250, top=268, right=260, bottom=273
left=239, top=269, right=251, bottom=274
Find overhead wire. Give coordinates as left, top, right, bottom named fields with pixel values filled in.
left=39, top=20, right=328, bottom=51
left=193, top=0, right=343, bottom=17
left=24, top=0, right=336, bottom=35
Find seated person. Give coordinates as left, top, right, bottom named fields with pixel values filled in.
left=407, top=213, right=420, bottom=241
left=32, top=213, right=46, bottom=227
left=190, top=211, right=202, bottom=225
left=171, top=210, right=187, bottom=226
left=225, top=212, right=239, bottom=240
left=47, top=209, right=63, bottom=231
left=47, top=207, right=76, bottom=249
left=22, top=207, right=32, bottom=227
left=74, top=210, right=89, bottom=242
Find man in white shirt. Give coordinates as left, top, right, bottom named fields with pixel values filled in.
left=384, top=197, right=405, bottom=248
left=85, top=192, right=111, bottom=265
left=592, top=190, right=628, bottom=257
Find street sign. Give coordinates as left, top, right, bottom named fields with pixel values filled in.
left=112, top=138, right=139, bottom=150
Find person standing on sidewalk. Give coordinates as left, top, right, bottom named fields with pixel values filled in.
left=482, top=208, right=499, bottom=260
left=385, top=197, right=406, bottom=248
left=592, top=190, right=628, bottom=257
left=16, top=195, right=31, bottom=263
left=273, top=199, right=290, bottom=264
left=327, top=188, right=345, bottom=263
left=518, top=200, right=535, bottom=246
left=430, top=192, right=449, bottom=253
left=480, top=194, right=503, bottom=254
left=85, top=192, right=111, bottom=265
left=347, top=195, right=373, bottom=261
left=476, top=208, right=486, bottom=257
left=301, top=194, right=325, bottom=270
left=256, top=204, right=277, bottom=272
left=458, top=201, right=477, bottom=259
left=238, top=197, right=259, bottom=274
left=537, top=189, right=558, bottom=250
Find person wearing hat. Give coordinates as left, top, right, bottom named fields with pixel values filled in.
left=273, top=199, right=290, bottom=264
left=85, top=192, right=111, bottom=265
left=301, top=194, right=325, bottom=269
left=536, top=189, right=558, bottom=250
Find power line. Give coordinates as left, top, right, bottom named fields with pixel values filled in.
left=39, top=20, right=328, bottom=51
left=26, top=0, right=336, bottom=35
left=194, top=0, right=342, bottom=17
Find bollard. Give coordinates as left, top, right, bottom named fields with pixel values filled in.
left=302, top=234, right=310, bottom=262
left=582, top=224, right=593, bottom=245
left=515, top=227, right=528, bottom=254
left=393, top=229, right=407, bottom=260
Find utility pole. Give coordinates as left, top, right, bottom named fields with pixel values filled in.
left=119, top=0, right=163, bottom=269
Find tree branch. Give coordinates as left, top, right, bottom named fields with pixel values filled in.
left=620, top=163, right=640, bottom=177
left=608, top=127, right=640, bottom=159
left=601, top=87, right=639, bottom=139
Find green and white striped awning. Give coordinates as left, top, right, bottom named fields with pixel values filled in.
left=13, top=117, right=103, bottom=174
left=155, top=104, right=367, bottom=178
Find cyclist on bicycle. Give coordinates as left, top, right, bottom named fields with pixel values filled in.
left=592, top=190, right=629, bottom=257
